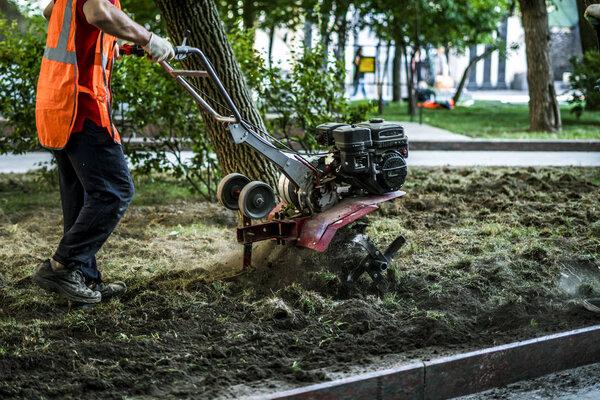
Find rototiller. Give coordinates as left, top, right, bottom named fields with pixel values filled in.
left=122, top=37, right=409, bottom=286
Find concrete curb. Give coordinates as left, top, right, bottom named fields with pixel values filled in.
left=251, top=324, right=600, bottom=400
left=410, top=139, right=600, bottom=152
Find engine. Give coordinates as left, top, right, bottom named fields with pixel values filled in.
left=315, top=118, right=408, bottom=195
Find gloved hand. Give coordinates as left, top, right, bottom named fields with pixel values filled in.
left=585, top=4, right=600, bottom=26
left=142, top=33, right=175, bottom=63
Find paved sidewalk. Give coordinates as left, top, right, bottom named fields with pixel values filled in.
left=1, top=149, right=598, bottom=174
left=400, top=121, right=471, bottom=141
left=409, top=151, right=599, bottom=167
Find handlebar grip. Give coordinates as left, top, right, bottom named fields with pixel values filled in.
left=119, top=44, right=146, bottom=57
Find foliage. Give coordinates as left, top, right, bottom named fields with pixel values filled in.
left=230, top=26, right=374, bottom=152
left=216, top=0, right=304, bottom=32
left=0, top=11, right=370, bottom=197
left=111, top=56, right=219, bottom=200
left=359, top=0, right=510, bottom=50
left=0, top=15, right=45, bottom=154
left=568, top=51, right=600, bottom=118
left=120, top=0, right=165, bottom=34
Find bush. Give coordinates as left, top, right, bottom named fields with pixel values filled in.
left=568, top=51, right=600, bottom=118
left=230, top=26, right=374, bottom=152
left=1, top=15, right=372, bottom=198
left=111, top=56, right=218, bottom=200
left=0, top=16, right=45, bottom=154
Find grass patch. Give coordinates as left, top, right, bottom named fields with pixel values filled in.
left=375, top=101, right=600, bottom=140
left=0, top=167, right=598, bottom=398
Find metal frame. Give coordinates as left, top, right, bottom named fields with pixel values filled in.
left=159, top=46, right=315, bottom=192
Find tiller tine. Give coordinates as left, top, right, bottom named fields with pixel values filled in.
left=347, top=235, right=406, bottom=291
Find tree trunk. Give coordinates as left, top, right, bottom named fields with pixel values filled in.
left=318, top=0, right=335, bottom=58
left=334, top=2, right=349, bottom=65
left=242, top=0, right=256, bottom=31
left=405, top=48, right=416, bottom=117
left=578, top=0, right=598, bottom=53
left=154, top=0, right=277, bottom=186
left=392, top=42, right=402, bottom=103
left=268, top=26, right=275, bottom=68
left=453, top=46, right=497, bottom=104
left=518, top=0, right=562, bottom=132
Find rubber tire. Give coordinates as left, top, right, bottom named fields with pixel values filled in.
left=238, top=181, right=276, bottom=219
left=216, top=173, right=251, bottom=210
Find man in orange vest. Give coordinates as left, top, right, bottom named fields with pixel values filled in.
left=33, top=0, right=174, bottom=307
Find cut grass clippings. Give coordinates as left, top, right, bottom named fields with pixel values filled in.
left=0, top=167, right=599, bottom=399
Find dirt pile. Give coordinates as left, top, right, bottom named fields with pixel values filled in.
left=0, top=167, right=599, bottom=399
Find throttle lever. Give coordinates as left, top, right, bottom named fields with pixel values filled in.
left=119, top=43, right=146, bottom=57
left=175, top=30, right=193, bottom=60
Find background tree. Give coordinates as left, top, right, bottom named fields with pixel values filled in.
left=359, top=0, right=509, bottom=111
left=0, top=0, right=26, bottom=29
left=154, top=0, right=278, bottom=186
left=0, top=14, right=45, bottom=154
left=518, top=0, right=562, bottom=132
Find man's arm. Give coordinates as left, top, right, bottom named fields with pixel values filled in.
left=43, top=1, right=54, bottom=21
left=82, top=0, right=173, bottom=61
left=82, top=0, right=150, bottom=46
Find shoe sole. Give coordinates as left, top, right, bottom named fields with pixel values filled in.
left=33, top=274, right=101, bottom=304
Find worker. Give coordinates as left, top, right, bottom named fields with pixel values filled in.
left=352, top=47, right=367, bottom=98
left=32, top=0, right=174, bottom=308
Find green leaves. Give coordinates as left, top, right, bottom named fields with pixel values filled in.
left=568, top=51, right=600, bottom=118
left=0, top=15, right=46, bottom=154
left=358, top=0, right=510, bottom=51
left=111, top=55, right=219, bottom=199
left=230, top=27, right=374, bottom=152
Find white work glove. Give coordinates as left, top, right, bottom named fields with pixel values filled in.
left=142, top=33, right=175, bottom=63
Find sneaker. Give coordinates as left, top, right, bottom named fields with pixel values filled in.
left=33, top=260, right=101, bottom=304
left=88, top=280, right=127, bottom=300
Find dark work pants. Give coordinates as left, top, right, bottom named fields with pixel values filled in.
left=52, top=119, right=134, bottom=283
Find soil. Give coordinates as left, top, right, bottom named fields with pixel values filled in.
left=0, top=167, right=599, bottom=399
left=458, top=362, right=600, bottom=399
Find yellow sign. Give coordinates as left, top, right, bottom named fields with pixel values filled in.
left=358, top=56, right=375, bottom=73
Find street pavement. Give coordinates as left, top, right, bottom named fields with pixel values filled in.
left=1, top=121, right=598, bottom=173
left=1, top=148, right=598, bottom=174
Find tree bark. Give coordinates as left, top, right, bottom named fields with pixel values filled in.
left=154, top=0, right=277, bottom=186
left=319, top=0, right=333, bottom=53
left=405, top=48, right=416, bottom=117
left=242, top=0, right=256, bottom=31
left=392, top=43, right=402, bottom=103
left=334, top=2, right=349, bottom=64
left=518, top=0, right=562, bottom=132
left=268, top=26, right=275, bottom=68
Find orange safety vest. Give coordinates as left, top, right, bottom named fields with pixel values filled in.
left=36, top=0, right=121, bottom=150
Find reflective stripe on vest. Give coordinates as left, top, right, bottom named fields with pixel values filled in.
left=43, top=0, right=76, bottom=65
left=36, top=0, right=122, bottom=150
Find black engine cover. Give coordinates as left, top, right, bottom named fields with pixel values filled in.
left=316, top=119, right=408, bottom=195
